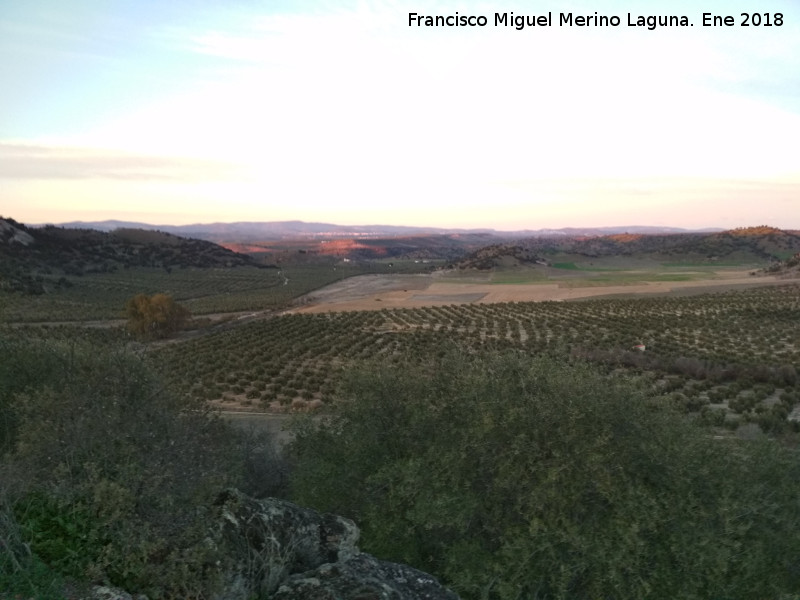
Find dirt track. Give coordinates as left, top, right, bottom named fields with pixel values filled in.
left=289, top=271, right=793, bottom=313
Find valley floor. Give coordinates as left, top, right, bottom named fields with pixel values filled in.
left=289, top=270, right=794, bottom=313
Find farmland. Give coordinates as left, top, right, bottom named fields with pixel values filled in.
left=3, top=220, right=799, bottom=437
left=290, top=265, right=790, bottom=311
left=153, top=281, right=800, bottom=436
left=0, top=217, right=440, bottom=321
left=0, top=260, right=433, bottom=322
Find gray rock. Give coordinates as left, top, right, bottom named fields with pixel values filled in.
left=273, top=553, right=460, bottom=600
left=212, top=489, right=360, bottom=599
left=79, top=586, right=147, bottom=600
left=73, top=490, right=459, bottom=600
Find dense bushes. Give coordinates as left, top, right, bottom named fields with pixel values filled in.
left=4, top=324, right=800, bottom=598
left=288, top=349, right=800, bottom=600
left=0, top=333, right=285, bottom=598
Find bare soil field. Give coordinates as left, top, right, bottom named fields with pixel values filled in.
left=290, top=270, right=792, bottom=313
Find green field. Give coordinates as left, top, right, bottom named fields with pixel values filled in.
left=486, top=269, right=551, bottom=284
left=444, top=263, right=730, bottom=286
left=557, top=272, right=699, bottom=286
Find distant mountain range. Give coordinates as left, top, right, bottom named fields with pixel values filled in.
left=43, top=219, right=709, bottom=242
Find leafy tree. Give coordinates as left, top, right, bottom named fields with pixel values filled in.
left=288, top=349, right=800, bottom=600
left=125, top=293, right=190, bottom=339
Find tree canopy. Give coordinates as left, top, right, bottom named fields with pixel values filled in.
left=125, top=293, right=189, bottom=339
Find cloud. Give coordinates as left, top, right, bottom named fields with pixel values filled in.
left=0, top=143, right=245, bottom=181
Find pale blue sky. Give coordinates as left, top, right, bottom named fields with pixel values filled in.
left=2, top=0, right=799, bottom=229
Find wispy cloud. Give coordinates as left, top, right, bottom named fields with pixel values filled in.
left=0, top=143, right=245, bottom=181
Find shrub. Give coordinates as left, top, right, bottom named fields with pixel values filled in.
left=698, top=405, right=727, bottom=427
left=0, top=334, right=284, bottom=598
left=289, top=349, right=800, bottom=600
left=667, top=391, right=708, bottom=413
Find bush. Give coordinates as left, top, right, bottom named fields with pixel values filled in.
left=288, top=349, right=800, bottom=600
left=698, top=405, right=727, bottom=427
left=0, top=335, right=71, bottom=453
left=0, top=334, right=284, bottom=597
left=667, top=391, right=708, bottom=413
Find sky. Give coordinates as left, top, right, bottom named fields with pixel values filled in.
left=1, top=0, right=799, bottom=231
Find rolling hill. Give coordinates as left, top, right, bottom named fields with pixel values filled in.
left=454, top=226, right=800, bottom=270
left=0, top=217, right=264, bottom=294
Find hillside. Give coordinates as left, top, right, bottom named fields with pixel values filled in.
left=454, top=244, right=550, bottom=270
left=0, top=217, right=263, bottom=294
left=453, top=226, right=800, bottom=270
left=40, top=219, right=734, bottom=265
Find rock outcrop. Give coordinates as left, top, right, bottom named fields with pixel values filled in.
left=274, top=553, right=460, bottom=600
left=212, top=488, right=360, bottom=598
left=81, top=586, right=147, bottom=600
left=76, top=490, right=457, bottom=600
left=211, top=489, right=459, bottom=600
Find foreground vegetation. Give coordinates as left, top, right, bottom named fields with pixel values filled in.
left=289, top=350, right=800, bottom=599
left=0, top=333, right=286, bottom=598
left=3, top=327, right=799, bottom=599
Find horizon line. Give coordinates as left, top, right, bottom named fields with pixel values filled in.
left=10, top=216, right=754, bottom=234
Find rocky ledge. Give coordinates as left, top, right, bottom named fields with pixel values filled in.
left=84, top=489, right=458, bottom=600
